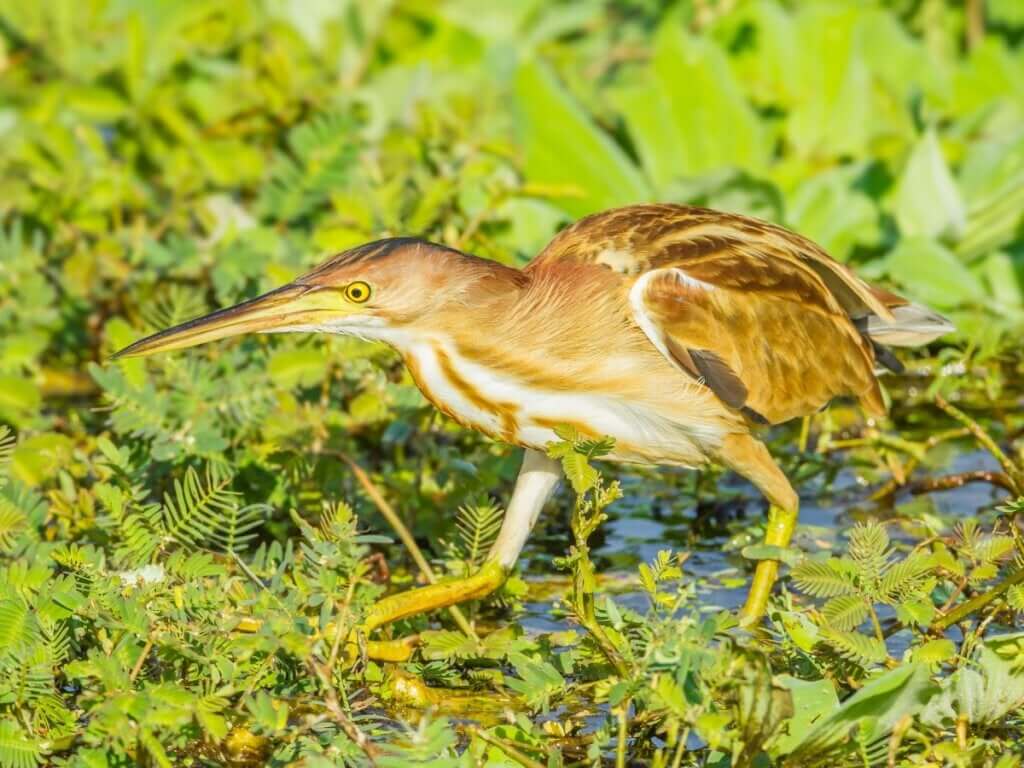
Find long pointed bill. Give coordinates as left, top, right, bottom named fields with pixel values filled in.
left=111, top=283, right=346, bottom=359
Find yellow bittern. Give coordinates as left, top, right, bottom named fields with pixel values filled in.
left=115, top=204, right=952, bottom=660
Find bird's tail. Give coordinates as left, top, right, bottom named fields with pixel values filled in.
left=859, top=302, right=956, bottom=347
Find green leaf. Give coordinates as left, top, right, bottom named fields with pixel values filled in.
left=787, top=663, right=937, bottom=761
left=741, top=545, right=801, bottom=567
left=513, top=60, right=650, bottom=217
left=559, top=451, right=598, bottom=495
left=821, top=595, right=869, bottom=632
left=791, top=560, right=855, bottom=598
left=911, top=639, right=956, bottom=665
left=786, top=166, right=881, bottom=261
left=893, top=130, right=966, bottom=240
left=0, top=720, right=42, bottom=768
left=886, top=237, right=987, bottom=309
left=784, top=4, right=873, bottom=159
left=775, top=676, right=839, bottom=755
left=455, top=501, right=505, bottom=568
left=821, top=629, right=888, bottom=665
left=614, top=22, right=770, bottom=189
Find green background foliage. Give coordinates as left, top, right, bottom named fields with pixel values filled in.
left=1, top=0, right=1024, bottom=765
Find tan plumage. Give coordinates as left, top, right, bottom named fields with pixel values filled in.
left=114, top=203, right=954, bottom=639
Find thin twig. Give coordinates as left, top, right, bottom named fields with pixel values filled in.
left=911, top=470, right=1017, bottom=495
left=671, top=727, right=690, bottom=768
left=935, top=395, right=1024, bottom=494
left=339, top=452, right=478, bottom=640
left=309, top=659, right=380, bottom=764
left=130, top=637, right=154, bottom=683
left=470, top=728, right=546, bottom=768
left=616, top=704, right=629, bottom=768
left=870, top=427, right=970, bottom=501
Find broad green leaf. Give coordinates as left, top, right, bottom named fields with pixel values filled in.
left=786, top=166, right=880, bottom=261
left=615, top=22, right=769, bottom=190
left=885, top=237, right=986, bottom=309
left=11, top=434, right=74, bottom=487
left=740, top=545, right=801, bottom=567
left=979, top=251, right=1024, bottom=310
left=893, top=130, right=966, bottom=240
left=774, top=676, right=838, bottom=755
left=513, top=60, right=650, bottom=217
left=785, top=4, right=872, bottom=159
left=911, top=639, right=956, bottom=665
left=787, top=663, right=937, bottom=761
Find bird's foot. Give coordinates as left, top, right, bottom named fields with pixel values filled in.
left=345, top=561, right=508, bottom=663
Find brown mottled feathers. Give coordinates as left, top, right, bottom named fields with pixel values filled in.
left=527, top=204, right=898, bottom=424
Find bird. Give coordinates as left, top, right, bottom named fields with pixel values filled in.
left=113, top=203, right=953, bottom=661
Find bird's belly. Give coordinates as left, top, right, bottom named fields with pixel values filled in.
left=401, top=341, right=715, bottom=467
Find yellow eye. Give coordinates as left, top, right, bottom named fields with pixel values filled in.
left=344, top=281, right=371, bottom=303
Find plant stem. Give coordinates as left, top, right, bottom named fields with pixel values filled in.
left=933, top=566, right=1024, bottom=631
left=470, top=728, right=546, bottom=768
left=671, top=728, right=689, bottom=768
left=616, top=703, right=629, bottom=768
left=308, top=659, right=379, bottom=764
left=130, top=637, right=154, bottom=682
left=935, top=395, right=1024, bottom=494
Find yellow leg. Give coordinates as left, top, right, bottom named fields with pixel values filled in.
left=350, top=561, right=508, bottom=662
left=739, top=504, right=798, bottom=624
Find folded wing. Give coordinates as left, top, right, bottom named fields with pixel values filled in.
left=530, top=204, right=952, bottom=424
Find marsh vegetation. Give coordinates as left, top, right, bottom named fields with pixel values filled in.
left=0, top=1, right=1023, bottom=765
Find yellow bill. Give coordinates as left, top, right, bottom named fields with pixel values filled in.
left=111, top=283, right=346, bottom=359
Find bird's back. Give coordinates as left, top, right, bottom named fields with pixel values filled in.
left=525, top=204, right=952, bottom=425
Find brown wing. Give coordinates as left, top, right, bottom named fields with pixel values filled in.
left=529, top=204, right=894, bottom=423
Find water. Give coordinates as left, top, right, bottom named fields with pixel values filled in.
left=517, top=447, right=1012, bottom=635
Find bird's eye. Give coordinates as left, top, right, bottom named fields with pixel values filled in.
left=344, top=281, right=371, bottom=303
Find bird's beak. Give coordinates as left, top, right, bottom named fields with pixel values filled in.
left=111, top=283, right=346, bottom=359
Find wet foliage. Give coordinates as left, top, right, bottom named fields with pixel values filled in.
left=0, top=0, right=1024, bottom=765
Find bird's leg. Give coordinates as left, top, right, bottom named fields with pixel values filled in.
left=352, top=449, right=562, bottom=662
left=740, top=504, right=798, bottom=623
left=716, top=434, right=800, bottom=624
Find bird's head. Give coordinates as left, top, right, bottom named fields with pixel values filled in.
left=112, top=238, right=481, bottom=359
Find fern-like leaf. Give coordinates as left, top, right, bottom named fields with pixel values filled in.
left=258, top=112, right=359, bottom=223
left=0, top=599, right=39, bottom=653
left=455, top=501, right=504, bottom=568
left=974, top=535, right=1015, bottom=565
left=0, top=499, right=27, bottom=552
left=317, top=502, right=356, bottom=543
left=0, top=428, right=13, bottom=488
left=0, top=720, right=41, bottom=768
left=822, top=595, right=869, bottom=631
left=161, top=464, right=238, bottom=549
left=791, top=560, right=856, bottom=598
left=206, top=503, right=268, bottom=555
left=821, top=629, right=887, bottom=665
left=848, top=522, right=890, bottom=578
left=1008, top=584, right=1024, bottom=612
left=878, top=553, right=934, bottom=603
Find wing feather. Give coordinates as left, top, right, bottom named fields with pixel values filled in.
left=530, top=205, right=889, bottom=423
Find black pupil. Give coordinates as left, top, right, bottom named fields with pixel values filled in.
left=350, top=285, right=364, bottom=299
